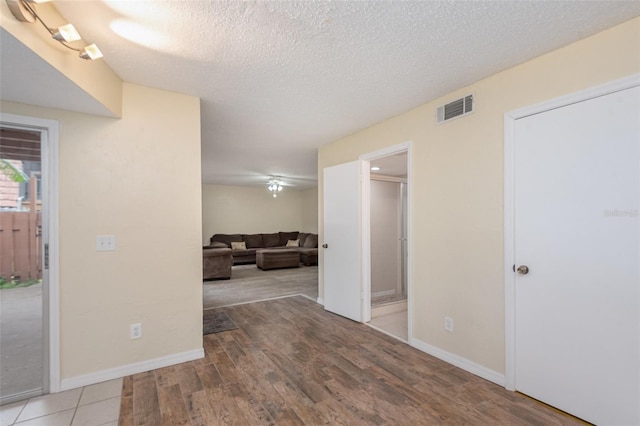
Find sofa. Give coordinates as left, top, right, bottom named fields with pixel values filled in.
left=202, top=247, right=233, bottom=280
left=207, top=231, right=319, bottom=266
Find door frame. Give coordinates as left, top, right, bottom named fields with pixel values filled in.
left=0, top=112, right=60, bottom=394
left=503, top=73, right=640, bottom=390
left=361, top=141, right=413, bottom=340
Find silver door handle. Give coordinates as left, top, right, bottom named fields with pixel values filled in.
left=322, top=243, right=328, bottom=249
left=517, top=265, right=529, bottom=275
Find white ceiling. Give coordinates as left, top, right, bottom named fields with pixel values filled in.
left=0, top=28, right=115, bottom=117
left=5, top=1, right=640, bottom=189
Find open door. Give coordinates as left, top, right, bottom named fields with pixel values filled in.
left=323, top=160, right=370, bottom=322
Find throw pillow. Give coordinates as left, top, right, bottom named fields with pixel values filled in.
left=231, top=241, right=246, bottom=250
left=286, top=239, right=300, bottom=247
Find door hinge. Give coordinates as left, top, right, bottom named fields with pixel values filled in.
left=44, top=243, right=49, bottom=270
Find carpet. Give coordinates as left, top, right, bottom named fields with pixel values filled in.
left=203, top=310, right=238, bottom=335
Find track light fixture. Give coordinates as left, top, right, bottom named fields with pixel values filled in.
left=5, top=0, right=103, bottom=60
left=52, top=23, right=80, bottom=42
left=79, top=44, right=103, bottom=60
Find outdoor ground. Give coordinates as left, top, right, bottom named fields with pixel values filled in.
left=0, top=283, right=43, bottom=403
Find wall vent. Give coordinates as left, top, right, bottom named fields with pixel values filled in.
left=436, top=94, right=474, bottom=124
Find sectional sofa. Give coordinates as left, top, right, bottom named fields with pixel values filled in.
left=207, top=231, right=319, bottom=266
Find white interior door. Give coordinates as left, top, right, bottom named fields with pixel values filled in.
left=323, top=160, right=370, bottom=322
left=514, top=86, right=639, bottom=425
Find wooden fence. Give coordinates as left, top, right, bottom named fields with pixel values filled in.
left=0, top=211, right=42, bottom=281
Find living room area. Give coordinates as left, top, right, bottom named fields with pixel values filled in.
left=201, top=183, right=319, bottom=309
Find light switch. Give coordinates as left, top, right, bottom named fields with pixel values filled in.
left=96, top=235, right=116, bottom=251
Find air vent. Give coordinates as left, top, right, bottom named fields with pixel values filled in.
left=436, top=94, right=474, bottom=124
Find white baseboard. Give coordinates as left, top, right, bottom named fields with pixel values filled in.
left=372, top=289, right=396, bottom=297
left=1, top=388, right=44, bottom=406
left=317, top=297, right=324, bottom=305
left=59, top=348, right=204, bottom=391
left=410, top=338, right=505, bottom=386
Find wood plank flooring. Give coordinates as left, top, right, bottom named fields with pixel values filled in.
left=119, top=296, right=582, bottom=425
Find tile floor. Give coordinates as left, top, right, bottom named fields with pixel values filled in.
left=0, top=378, right=122, bottom=426
left=368, top=309, right=408, bottom=341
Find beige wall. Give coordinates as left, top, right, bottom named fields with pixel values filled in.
left=202, top=184, right=318, bottom=245
left=301, top=188, right=319, bottom=233
left=318, top=18, right=640, bottom=375
left=1, top=83, right=202, bottom=382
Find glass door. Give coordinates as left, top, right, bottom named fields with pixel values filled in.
left=0, top=126, right=46, bottom=405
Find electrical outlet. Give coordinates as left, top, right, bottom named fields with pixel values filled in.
left=130, top=323, right=142, bottom=339
left=444, top=316, right=454, bottom=333
left=96, top=235, right=116, bottom=251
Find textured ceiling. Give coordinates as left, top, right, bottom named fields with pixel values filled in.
left=17, top=2, right=640, bottom=188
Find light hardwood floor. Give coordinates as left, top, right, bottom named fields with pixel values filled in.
left=119, top=296, right=582, bottom=425
left=203, top=265, right=318, bottom=309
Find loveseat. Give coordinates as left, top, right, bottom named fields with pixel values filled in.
left=207, top=231, right=318, bottom=266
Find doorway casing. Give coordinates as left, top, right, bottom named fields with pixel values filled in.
left=1, top=112, right=60, bottom=395
left=360, top=141, right=413, bottom=341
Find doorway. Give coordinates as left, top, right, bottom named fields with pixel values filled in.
left=505, top=76, right=639, bottom=425
left=0, top=113, right=60, bottom=404
left=322, top=142, right=412, bottom=338
left=367, top=152, right=408, bottom=341
left=0, top=126, right=46, bottom=404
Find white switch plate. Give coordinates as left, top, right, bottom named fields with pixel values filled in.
left=96, top=235, right=116, bottom=251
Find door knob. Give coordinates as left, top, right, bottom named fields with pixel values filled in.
left=322, top=243, right=328, bottom=248
left=517, top=265, right=529, bottom=275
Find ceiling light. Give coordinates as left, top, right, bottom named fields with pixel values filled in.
left=79, top=44, right=103, bottom=60
left=5, top=0, right=103, bottom=60
left=268, top=178, right=284, bottom=198
left=371, top=166, right=381, bottom=171
left=52, top=24, right=81, bottom=42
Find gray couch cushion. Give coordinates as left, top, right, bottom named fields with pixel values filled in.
left=207, top=242, right=228, bottom=249
left=303, top=234, right=318, bottom=248
left=279, top=231, right=299, bottom=246
left=262, top=233, right=280, bottom=247
left=242, top=234, right=263, bottom=248
left=230, top=248, right=257, bottom=257
left=210, top=234, right=242, bottom=247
